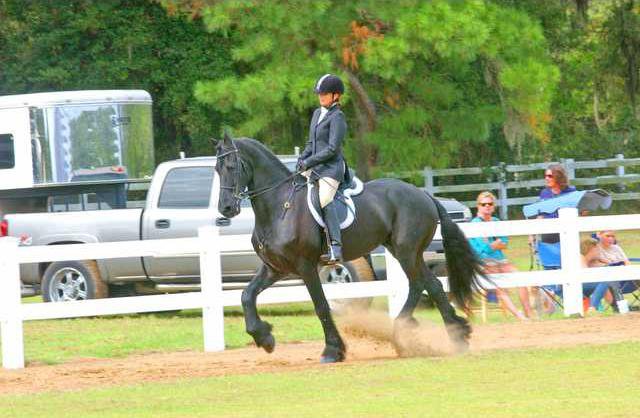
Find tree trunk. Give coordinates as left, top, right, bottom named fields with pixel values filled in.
left=342, top=69, right=377, bottom=180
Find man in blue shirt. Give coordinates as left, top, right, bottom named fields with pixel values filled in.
left=469, top=191, right=534, bottom=320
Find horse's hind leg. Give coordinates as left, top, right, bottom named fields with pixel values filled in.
left=299, top=263, right=346, bottom=363
left=242, top=264, right=279, bottom=353
left=393, top=254, right=425, bottom=328
left=421, top=263, right=471, bottom=352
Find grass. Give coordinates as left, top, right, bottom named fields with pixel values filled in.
left=1, top=341, right=639, bottom=418
left=4, top=300, right=532, bottom=366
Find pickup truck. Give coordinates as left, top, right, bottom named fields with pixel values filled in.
left=5, top=156, right=471, bottom=302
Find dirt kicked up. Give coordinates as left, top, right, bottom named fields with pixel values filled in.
left=1, top=312, right=639, bottom=395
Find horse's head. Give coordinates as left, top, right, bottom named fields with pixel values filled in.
left=215, top=132, right=246, bottom=218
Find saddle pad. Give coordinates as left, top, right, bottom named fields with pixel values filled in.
left=307, top=177, right=364, bottom=230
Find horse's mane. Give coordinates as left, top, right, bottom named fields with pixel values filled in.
left=235, top=137, right=291, bottom=177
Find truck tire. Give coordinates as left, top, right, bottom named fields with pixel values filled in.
left=318, top=257, right=375, bottom=312
left=42, top=260, right=108, bottom=302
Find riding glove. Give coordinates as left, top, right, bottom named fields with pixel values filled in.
left=296, top=159, right=308, bottom=172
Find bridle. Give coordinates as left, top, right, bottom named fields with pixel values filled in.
left=216, top=144, right=302, bottom=207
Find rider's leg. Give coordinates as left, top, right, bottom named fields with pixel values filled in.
left=319, top=177, right=342, bottom=264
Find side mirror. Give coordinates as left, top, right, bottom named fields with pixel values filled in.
left=215, top=217, right=231, bottom=227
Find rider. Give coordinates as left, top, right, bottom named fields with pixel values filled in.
left=297, top=73, right=348, bottom=264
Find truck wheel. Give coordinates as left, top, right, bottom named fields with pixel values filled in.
left=42, top=260, right=108, bottom=302
left=318, top=257, right=375, bottom=312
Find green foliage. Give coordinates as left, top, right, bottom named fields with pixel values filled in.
left=186, top=0, right=558, bottom=175
left=362, top=1, right=558, bottom=170
left=0, top=0, right=233, bottom=162
left=3, top=0, right=640, bottom=175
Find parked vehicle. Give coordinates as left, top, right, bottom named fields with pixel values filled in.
left=0, top=90, right=155, bottom=218
left=4, top=156, right=471, bottom=302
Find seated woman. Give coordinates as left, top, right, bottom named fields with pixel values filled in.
left=579, top=238, right=610, bottom=313
left=468, top=191, right=533, bottom=320
left=591, top=230, right=632, bottom=311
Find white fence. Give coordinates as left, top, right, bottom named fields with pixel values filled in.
left=0, top=227, right=407, bottom=369
left=2, top=207, right=640, bottom=369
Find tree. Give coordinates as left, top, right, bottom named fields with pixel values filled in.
left=169, top=0, right=558, bottom=178
left=0, top=0, right=233, bottom=162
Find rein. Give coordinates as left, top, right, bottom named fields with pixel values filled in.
left=217, top=146, right=302, bottom=203
left=240, top=171, right=301, bottom=200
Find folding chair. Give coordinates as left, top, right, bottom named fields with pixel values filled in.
left=534, top=239, right=564, bottom=313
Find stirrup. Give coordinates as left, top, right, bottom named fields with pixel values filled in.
left=320, top=244, right=342, bottom=265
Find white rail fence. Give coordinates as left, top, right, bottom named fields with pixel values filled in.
left=2, top=207, right=640, bottom=369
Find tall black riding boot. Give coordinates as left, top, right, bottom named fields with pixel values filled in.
left=320, top=201, right=343, bottom=264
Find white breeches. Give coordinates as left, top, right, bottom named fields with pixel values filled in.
left=302, top=171, right=339, bottom=208
left=318, top=177, right=339, bottom=208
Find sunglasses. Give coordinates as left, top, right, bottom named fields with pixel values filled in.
left=544, top=174, right=554, bottom=178
left=604, top=234, right=616, bottom=238
left=479, top=202, right=494, bottom=207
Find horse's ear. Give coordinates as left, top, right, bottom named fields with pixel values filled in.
left=223, top=130, right=233, bottom=146
left=209, top=137, right=219, bottom=148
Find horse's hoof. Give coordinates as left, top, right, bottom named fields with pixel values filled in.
left=320, top=346, right=345, bottom=363
left=260, top=334, right=276, bottom=353
left=320, top=354, right=344, bottom=363
left=402, top=317, right=420, bottom=329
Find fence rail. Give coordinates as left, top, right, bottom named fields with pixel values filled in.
left=387, top=154, right=640, bottom=219
left=2, top=209, right=639, bottom=369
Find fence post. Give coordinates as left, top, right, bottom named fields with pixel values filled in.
left=558, top=208, right=583, bottom=316
left=423, top=167, right=434, bottom=194
left=0, top=237, right=24, bottom=369
left=497, top=162, right=508, bottom=220
left=615, top=153, right=625, bottom=192
left=198, top=226, right=225, bottom=352
left=562, top=158, right=576, bottom=182
left=384, top=249, right=408, bottom=318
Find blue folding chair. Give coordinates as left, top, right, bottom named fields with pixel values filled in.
left=537, top=241, right=563, bottom=298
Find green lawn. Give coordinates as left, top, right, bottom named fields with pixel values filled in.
left=2, top=341, right=638, bottom=418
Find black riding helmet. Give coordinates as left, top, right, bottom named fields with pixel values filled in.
left=314, top=74, right=345, bottom=95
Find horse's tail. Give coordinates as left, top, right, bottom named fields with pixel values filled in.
left=430, top=194, right=485, bottom=310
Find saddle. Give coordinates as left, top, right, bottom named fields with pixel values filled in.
left=306, top=171, right=364, bottom=230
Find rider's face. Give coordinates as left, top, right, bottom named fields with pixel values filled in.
left=318, top=92, right=339, bottom=107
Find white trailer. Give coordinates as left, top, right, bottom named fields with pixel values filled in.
left=0, top=90, right=155, bottom=216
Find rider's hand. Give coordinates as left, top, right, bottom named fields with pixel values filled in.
left=296, top=159, right=307, bottom=172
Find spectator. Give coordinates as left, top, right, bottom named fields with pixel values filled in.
left=589, top=230, right=631, bottom=312
left=538, top=164, right=577, bottom=246
left=468, top=191, right=534, bottom=320
left=531, top=164, right=579, bottom=313
left=596, top=230, right=630, bottom=266
left=579, top=237, right=610, bottom=314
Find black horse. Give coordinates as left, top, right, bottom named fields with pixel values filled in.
left=215, top=133, right=484, bottom=363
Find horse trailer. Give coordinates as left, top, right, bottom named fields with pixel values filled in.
left=0, top=90, right=155, bottom=217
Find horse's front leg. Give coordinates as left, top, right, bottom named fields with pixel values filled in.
left=300, top=263, right=346, bottom=363
left=241, top=264, right=279, bottom=353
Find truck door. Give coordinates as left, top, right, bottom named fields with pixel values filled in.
left=142, top=165, right=217, bottom=281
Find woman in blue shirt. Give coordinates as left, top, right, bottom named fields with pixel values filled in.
left=538, top=164, right=577, bottom=244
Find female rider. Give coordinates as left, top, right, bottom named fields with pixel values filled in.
left=297, top=74, right=348, bottom=264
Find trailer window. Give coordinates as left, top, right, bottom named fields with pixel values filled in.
left=158, top=167, right=214, bottom=209
left=0, top=134, right=15, bottom=169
